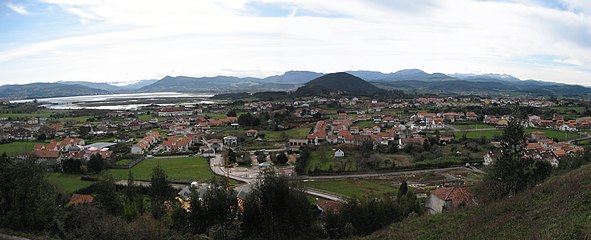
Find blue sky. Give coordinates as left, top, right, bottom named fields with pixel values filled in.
left=1, top=0, right=590, bottom=86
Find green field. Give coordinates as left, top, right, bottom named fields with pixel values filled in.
left=0, top=142, right=44, bottom=156
left=107, top=156, right=214, bottom=182
left=454, top=128, right=579, bottom=140
left=0, top=111, right=56, bottom=119
left=265, top=127, right=311, bottom=140
left=355, top=120, right=377, bottom=129
left=48, top=173, right=95, bottom=193
left=524, top=129, right=579, bottom=140
left=302, top=179, right=398, bottom=198
left=455, top=130, right=504, bottom=139
left=306, top=150, right=359, bottom=173
left=452, top=123, right=494, bottom=130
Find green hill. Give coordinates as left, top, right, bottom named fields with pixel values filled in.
left=295, top=72, right=384, bottom=96
left=364, top=164, right=591, bottom=240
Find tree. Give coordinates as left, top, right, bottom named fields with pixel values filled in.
left=273, top=153, right=288, bottom=165
left=0, top=156, right=60, bottom=231
left=242, top=171, right=314, bottom=239
left=226, top=149, right=237, bottom=164
left=95, top=173, right=123, bottom=215
left=295, top=147, right=310, bottom=175
left=88, top=154, right=104, bottom=173
left=238, top=113, right=258, bottom=127
left=477, top=116, right=550, bottom=201
left=149, top=164, right=174, bottom=219
left=123, top=170, right=143, bottom=222
left=397, top=181, right=408, bottom=199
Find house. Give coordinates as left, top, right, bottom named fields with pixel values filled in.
left=131, top=132, right=160, bottom=155
left=466, top=112, right=478, bottom=121
left=223, top=136, right=238, bottom=146
left=425, top=187, right=475, bottom=214
left=530, top=131, right=545, bottom=140
left=289, top=138, right=309, bottom=151
left=558, top=124, right=577, bottom=132
left=68, top=194, right=94, bottom=206
left=161, top=136, right=193, bottom=153
left=246, top=129, right=258, bottom=137
left=31, top=149, right=60, bottom=165
left=157, top=107, right=194, bottom=117
left=207, top=139, right=223, bottom=152
left=483, top=150, right=502, bottom=165
left=398, top=137, right=424, bottom=149
left=12, top=128, right=34, bottom=141
left=334, top=149, right=345, bottom=158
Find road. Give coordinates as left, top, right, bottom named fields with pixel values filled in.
left=293, top=166, right=482, bottom=181
left=115, top=180, right=188, bottom=189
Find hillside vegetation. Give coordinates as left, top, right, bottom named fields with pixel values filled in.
left=365, top=164, right=591, bottom=240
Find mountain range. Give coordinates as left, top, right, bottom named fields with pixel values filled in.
left=1, top=69, right=590, bottom=99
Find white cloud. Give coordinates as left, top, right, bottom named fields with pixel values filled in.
left=6, top=2, right=30, bottom=15
left=0, top=0, right=590, bottom=85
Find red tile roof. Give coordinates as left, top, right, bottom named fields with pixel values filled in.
left=431, top=187, right=475, bottom=207
left=68, top=194, right=94, bottom=206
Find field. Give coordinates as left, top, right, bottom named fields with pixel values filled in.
left=451, top=123, right=494, bottom=130
left=524, top=129, right=579, bottom=140
left=265, top=127, right=311, bottom=140
left=107, top=156, right=214, bottom=182
left=48, top=173, right=95, bottom=193
left=306, top=150, right=359, bottom=173
left=455, top=130, right=504, bottom=139
left=0, top=142, right=44, bottom=156
left=355, top=120, right=377, bottom=128
left=302, top=179, right=398, bottom=198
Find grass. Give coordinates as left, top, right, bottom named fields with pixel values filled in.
left=107, top=156, right=214, bottom=182
left=56, top=116, right=90, bottom=123
left=454, top=128, right=579, bottom=140
left=451, top=123, right=494, bottom=130
left=365, top=164, right=591, bottom=239
left=0, top=141, right=44, bottom=156
left=48, top=173, right=95, bottom=193
left=306, top=149, right=359, bottom=173
left=455, top=130, right=504, bottom=139
left=524, top=129, right=579, bottom=140
left=355, top=120, right=377, bottom=129
left=415, top=156, right=465, bottom=166
left=265, top=127, right=311, bottom=140
left=0, top=110, right=57, bottom=119
left=302, top=179, right=398, bottom=198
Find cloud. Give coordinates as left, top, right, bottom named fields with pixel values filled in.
left=0, top=0, right=590, bottom=86
left=6, top=2, right=30, bottom=15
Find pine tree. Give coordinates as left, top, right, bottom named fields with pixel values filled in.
left=149, top=163, right=173, bottom=219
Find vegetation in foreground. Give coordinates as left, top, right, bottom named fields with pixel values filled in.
left=365, top=162, right=591, bottom=240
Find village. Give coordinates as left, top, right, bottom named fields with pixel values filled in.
left=0, top=95, right=590, bottom=214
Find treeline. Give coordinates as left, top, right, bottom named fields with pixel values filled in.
left=0, top=154, right=423, bottom=239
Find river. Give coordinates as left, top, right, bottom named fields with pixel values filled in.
left=10, top=92, right=215, bottom=110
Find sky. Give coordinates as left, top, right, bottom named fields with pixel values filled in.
left=0, top=0, right=590, bottom=86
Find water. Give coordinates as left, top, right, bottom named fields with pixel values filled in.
left=10, top=92, right=215, bottom=110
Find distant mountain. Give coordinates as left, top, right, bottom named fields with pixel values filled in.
left=138, top=75, right=301, bottom=93
left=0, top=83, right=108, bottom=100
left=295, top=72, right=384, bottom=96
left=262, top=71, right=323, bottom=84
left=348, top=69, right=453, bottom=81
left=374, top=79, right=591, bottom=96
left=450, top=73, right=521, bottom=82
left=59, top=79, right=159, bottom=91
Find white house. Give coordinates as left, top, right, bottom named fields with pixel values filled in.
left=334, top=149, right=345, bottom=158
left=425, top=187, right=475, bottom=214
left=223, top=136, right=238, bottom=146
